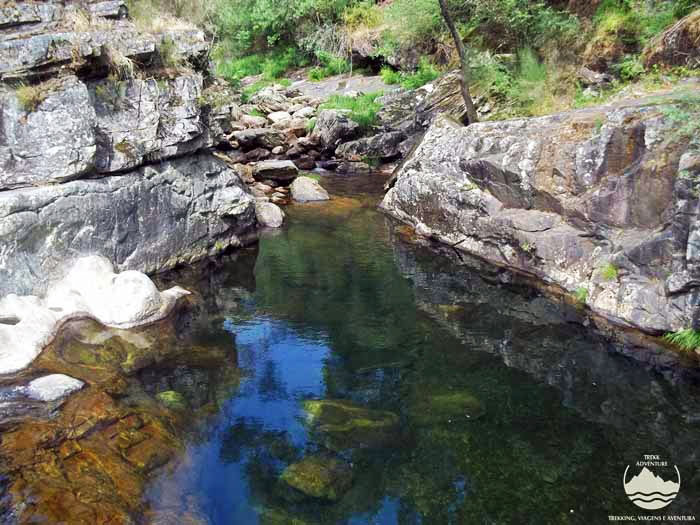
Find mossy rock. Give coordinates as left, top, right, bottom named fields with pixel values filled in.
left=155, top=390, right=187, bottom=410
left=409, top=390, right=485, bottom=425
left=279, top=455, right=353, bottom=501
left=302, top=399, right=399, bottom=451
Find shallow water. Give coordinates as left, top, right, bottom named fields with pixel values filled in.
left=141, top=174, right=700, bottom=524
left=2, top=173, right=699, bottom=524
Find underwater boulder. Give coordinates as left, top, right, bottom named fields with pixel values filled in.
left=302, top=399, right=399, bottom=451
left=280, top=455, right=353, bottom=501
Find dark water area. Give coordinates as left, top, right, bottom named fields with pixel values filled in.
left=137, top=173, right=700, bottom=524
left=3, top=173, right=698, bottom=524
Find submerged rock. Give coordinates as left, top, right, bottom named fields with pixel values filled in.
left=290, top=177, right=330, bottom=203
left=409, top=391, right=485, bottom=425
left=280, top=455, right=353, bottom=501
left=302, top=399, right=399, bottom=451
left=24, top=374, right=85, bottom=402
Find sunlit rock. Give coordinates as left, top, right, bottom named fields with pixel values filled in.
left=0, top=255, right=189, bottom=374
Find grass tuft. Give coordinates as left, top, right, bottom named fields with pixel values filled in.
left=320, top=92, right=383, bottom=132
left=663, top=329, right=700, bottom=352
left=16, top=84, right=49, bottom=112
left=574, top=287, right=589, bottom=305
left=601, top=263, right=619, bottom=281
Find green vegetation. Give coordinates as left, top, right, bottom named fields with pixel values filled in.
left=381, top=58, right=440, bottom=90
left=307, top=51, right=350, bottom=81
left=320, top=92, right=382, bottom=131
left=158, top=37, right=185, bottom=70
left=601, top=263, right=619, bottom=281
left=663, top=329, right=700, bottom=352
left=15, top=81, right=56, bottom=112
left=574, top=287, right=588, bottom=305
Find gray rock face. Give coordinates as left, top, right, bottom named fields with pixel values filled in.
left=0, top=2, right=206, bottom=81
left=291, top=176, right=330, bottom=202
left=336, top=131, right=406, bottom=160
left=253, top=160, right=299, bottom=182
left=311, top=110, right=360, bottom=155
left=0, top=72, right=229, bottom=190
left=381, top=92, right=700, bottom=334
left=0, top=154, right=257, bottom=297
left=0, top=76, right=96, bottom=189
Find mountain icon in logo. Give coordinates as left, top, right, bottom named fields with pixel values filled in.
left=623, top=465, right=680, bottom=510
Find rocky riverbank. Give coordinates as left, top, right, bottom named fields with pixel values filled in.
left=0, top=0, right=256, bottom=298
left=381, top=84, right=700, bottom=352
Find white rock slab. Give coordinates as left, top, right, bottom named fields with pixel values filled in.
left=0, top=255, right=190, bottom=374
left=24, top=374, right=85, bottom=402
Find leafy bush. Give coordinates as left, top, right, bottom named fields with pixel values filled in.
left=663, top=329, right=700, bottom=352
left=320, top=92, right=383, bottom=131
left=674, top=0, right=700, bottom=19
left=307, top=50, right=350, bottom=81
left=614, top=55, right=645, bottom=81
left=343, top=1, right=382, bottom=30
left=574, top=287, right=588, bottom=304
left=380, top=67, right=402, bottom=85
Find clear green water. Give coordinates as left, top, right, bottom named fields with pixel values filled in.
left=147, top=175, right=700, bottom=524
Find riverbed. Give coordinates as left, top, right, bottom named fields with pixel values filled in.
left=1, top=172, right=699, bottom=524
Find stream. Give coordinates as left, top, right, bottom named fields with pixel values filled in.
left=1, top=172, right=699, bottom=524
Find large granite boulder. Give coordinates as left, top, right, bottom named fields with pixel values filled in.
left=253, top=160, right=299, bottom=182
left=311, top=110, right=360, bottom=155
left=336, top=130, right=406, bottom=160
left=381, top=90, right=700, bottom=335
left=0, top=154, right=257, bottom=297
left=291, top=176, right=330, bottom=202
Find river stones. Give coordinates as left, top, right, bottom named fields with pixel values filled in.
left=24, top=374, right=85, bottom=402
left=253, top=160, right=299, bottom=182
left=255, top=202, right=286, bottom=228
left=280, top=455, right=353, bottom=500
left=290, top=176, right=330, bottom=202
left=302, top=399, right=399, bottom=451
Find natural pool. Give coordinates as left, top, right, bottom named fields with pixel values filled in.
left=1, top=173, right=699, bottom=524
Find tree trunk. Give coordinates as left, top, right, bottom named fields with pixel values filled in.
left=438, top=0, right=479, bottom=125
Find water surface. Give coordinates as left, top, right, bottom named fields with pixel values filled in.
left=144, top=173, right=700, bottom=524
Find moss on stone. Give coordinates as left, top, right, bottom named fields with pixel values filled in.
left=279, top=455, right=353, bottom=501
left=156, top=390, right=187, bottom=410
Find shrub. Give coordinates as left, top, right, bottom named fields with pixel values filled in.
left=400, top=58, right=440, bottom=89
left=380, top=67, right=402, bottom=85
left=320, top=92, right=383, bottom=132
left=674, top=0, right=700, bottom=19
left=615, top=55, right=645, bottom=81
left=343, top=1, right=382, bottom=30
left=663, top=329, right=700, bottom=352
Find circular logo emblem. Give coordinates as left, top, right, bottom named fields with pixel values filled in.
left=623, top=462, right=681, bottom=510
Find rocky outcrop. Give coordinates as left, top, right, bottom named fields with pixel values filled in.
left=0, top=153, right=256, bottom=297
left=336, top=130, right=406, bottom=161
left=381, top=90, right=700, bottom=336
left=0, top=255, right=189, bottom=374
left=643, top=10, right=700, bottom=68
left=0, top=0, right=259, bottom=297
left=0, top=1, right=207, bottom=81
left=311, top=109, right=361, bottom=154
